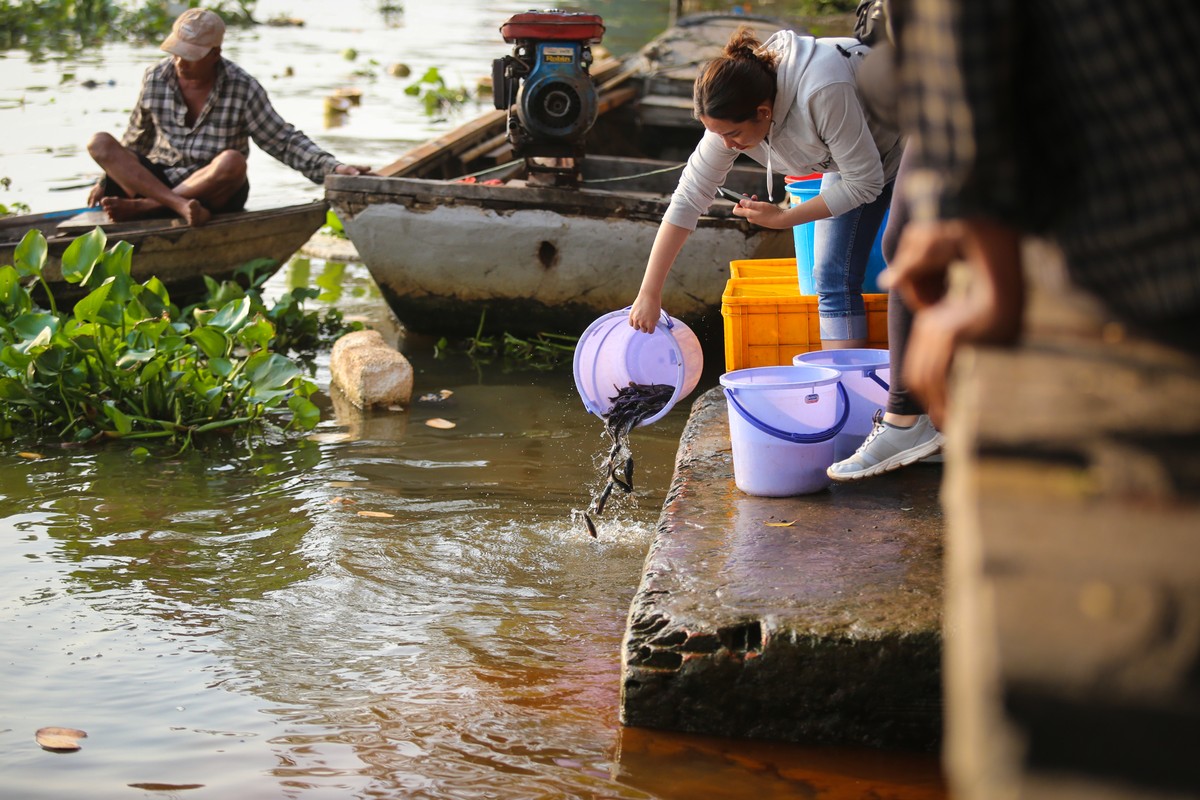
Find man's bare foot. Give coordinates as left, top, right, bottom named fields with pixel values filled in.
left=101, top=196, right=160, bottom=221
left=179, top=199, right=211, bottom=227
left=100, top=196, right=211, bottom=227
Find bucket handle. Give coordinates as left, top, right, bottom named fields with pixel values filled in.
left=865, top=368, right=889, bottom=392
left=723, top=382, right=850, bottom=444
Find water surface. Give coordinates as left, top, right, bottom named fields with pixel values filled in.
left=1, top=2, right=943, bottom=797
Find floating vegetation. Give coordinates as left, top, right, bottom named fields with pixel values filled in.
left=0, top=227, right=320, bottom=449
left=580, top=382, right=674, bottom=538
left=435, top=310, right=577, bottom=372
left=0, top=0, right=258, bottom=54
left=195, top=258, right=364, bottom=360
left=404, top=66, right=470, bottom=117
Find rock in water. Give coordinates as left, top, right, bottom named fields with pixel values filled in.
left=330, top=329, right=413, bottom=409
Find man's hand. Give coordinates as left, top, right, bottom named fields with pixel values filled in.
left=879, top=220, right=965, bottom=310
left=86, top=180, right=105, bottom=207
left=886, top=218, right=1025, bottom=427
left=333, top=164, right=375, bottom=176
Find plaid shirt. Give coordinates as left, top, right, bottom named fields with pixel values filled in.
left=898, top=0, right=1200, bottom=330
left=123, top=58, right=340, bottom=185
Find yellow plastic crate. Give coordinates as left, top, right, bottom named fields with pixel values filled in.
left=729, top=257, right=799, bottom=279
left=721, top=276, right=889, bottom=372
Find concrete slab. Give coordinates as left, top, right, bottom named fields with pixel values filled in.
left=621, top=387, right=944, bottom=750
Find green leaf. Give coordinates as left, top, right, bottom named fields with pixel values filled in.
left=142, top=276, right=170, bottom=309
left=207, top=296, right=251, bottom=333
left=94, top=241, right=135, bottom=298
left=287, top=395, right=320, bottom=430
left=60, top=227, right=107, bottom=284
left=0, top=264, right=30, bottom=312
left=116, top=348, right=155, bottom=368
left=140, top=358, right=165, bottom=384
left=188, top=326, right=229, bottom=360
left=0, top=376, right=34, bottom=400
left=247, top=352, right=301, bottom=401
left=13, top=229, right=48, bottom=278
left=103, top=401, right=134, bottom=434
left=11, top=313, right=59, bottom=344
left=237, top=315, right=275, bottom=353
left=73, top=279, right=114, bottom=323
left=209, top=357, right=234, bottom=377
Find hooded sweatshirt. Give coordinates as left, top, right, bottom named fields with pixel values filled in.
left=662, top=31, right=904, bottom=232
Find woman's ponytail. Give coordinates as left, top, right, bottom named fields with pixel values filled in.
left=694, top=27, right=778, bottom=122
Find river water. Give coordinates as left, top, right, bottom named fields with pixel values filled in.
left=0, top=1, right=944, bottom=797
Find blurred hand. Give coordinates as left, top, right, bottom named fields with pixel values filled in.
left=879, top=220, right=966, bottom=310
left=889, top=218, right=1025, bottom=427
left=86, top=180, right=105, bottom=207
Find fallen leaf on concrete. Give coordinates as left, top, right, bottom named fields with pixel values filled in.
left=356, top=510, right=394, bottom=518
left=763, top=521, right=795, bottom=527
left=425, top=418, right=456, bottom=429
left=36, top=726, right=87, bottom=751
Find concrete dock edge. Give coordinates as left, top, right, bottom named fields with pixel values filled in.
left=620, top=388, right=944, bottom=750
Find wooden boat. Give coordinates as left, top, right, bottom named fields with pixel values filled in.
left=0, top=200, right=329, bottom=306
left=325, top=14, right=801, bottom=338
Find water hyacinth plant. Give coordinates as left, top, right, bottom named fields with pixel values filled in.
left=0, top=227, right=320, bottom=449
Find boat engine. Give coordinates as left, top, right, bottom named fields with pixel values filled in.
left=492, top=10, right=605, bottom=186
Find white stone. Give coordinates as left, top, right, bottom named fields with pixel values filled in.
left=329, top=329, right=413, bottom=409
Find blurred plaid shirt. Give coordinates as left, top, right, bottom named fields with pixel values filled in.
left=898, top=0, right=1200, bottom=332
left=122, top=58, right=340, bottom=186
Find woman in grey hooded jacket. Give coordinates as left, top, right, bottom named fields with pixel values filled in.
left=628, top=26, right=903, bottom=347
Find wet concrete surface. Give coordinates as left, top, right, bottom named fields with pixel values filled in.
left=621, top=388, right=944, bottom=750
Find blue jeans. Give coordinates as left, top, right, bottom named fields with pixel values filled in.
left=811, top=174, right=894, bottom=341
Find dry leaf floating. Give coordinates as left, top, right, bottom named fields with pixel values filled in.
left=36, top=726, right=87, bottom=751
left=764, top=520, right=795, bottom=527
left=356, top=510, right=395, bottom=518
left=425, top=418, right=456, bottom=429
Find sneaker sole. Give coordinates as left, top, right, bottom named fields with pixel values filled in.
left=827, top=435, right=944, bottom=482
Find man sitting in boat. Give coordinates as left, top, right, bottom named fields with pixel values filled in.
left=85, top=8, right=371, bottom=227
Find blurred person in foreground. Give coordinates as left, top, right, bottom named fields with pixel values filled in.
left=886, top=0, right=1200, bottom=424
left=86, top=8, right=371, bottom=227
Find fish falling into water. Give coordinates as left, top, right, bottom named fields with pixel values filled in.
left=582, top=382, right=674, bottom=538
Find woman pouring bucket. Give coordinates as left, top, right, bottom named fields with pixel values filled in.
left=626, top=25, right=939, bottom=492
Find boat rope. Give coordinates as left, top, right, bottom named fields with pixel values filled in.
left=582, top=163, right=686, bottom=184
left=453, top=160, right=687, bottom=185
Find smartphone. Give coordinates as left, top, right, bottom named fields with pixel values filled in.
left=715, top=186, right=746, bottom=202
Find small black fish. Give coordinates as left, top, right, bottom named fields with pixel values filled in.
left=593, top=480, right=614, bottom=514
left=583, top=511, right=598, bottom=538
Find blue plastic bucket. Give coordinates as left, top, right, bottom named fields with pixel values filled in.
left=573, top=308, right=704, bottom=427
left=719, top=365, right=848, bottom=496
left=794, top=349, right=890, bottom=461
left=786, top=176, right=889, bottom=295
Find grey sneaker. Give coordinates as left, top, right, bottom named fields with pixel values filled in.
left=827, top=410, right=943, bottom=482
